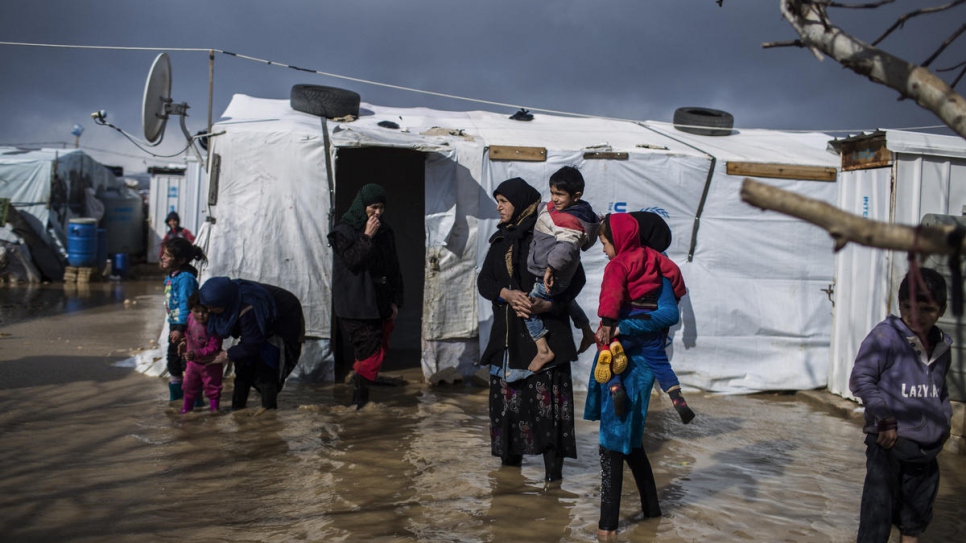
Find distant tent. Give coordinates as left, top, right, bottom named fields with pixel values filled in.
left=0, top=147, right=121, bottom=280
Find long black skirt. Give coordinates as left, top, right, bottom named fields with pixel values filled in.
left=489, top=363, right=577, bottom=459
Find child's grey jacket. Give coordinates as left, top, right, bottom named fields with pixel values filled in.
left=849, top=314, right=952, bottom=445
left=526, top=201, right=600, bottom=288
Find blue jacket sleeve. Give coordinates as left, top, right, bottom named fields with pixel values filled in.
left=170, top=273, right=198, bottom=330
left=618, top=277, right=679, bottom=336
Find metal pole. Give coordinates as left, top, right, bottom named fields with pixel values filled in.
left=206, top=50, right=214, bottom=172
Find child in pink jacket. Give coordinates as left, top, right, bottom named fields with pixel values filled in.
left=178, top=293, right=224, bottom=413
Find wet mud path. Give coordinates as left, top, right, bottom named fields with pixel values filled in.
left=1, top=282, right=965, bottom=542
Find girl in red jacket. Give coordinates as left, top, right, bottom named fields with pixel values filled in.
left=595, top=213, right=694, bottom=423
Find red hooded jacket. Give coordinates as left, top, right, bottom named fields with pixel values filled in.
left=598, top=213, right=686, bottom=323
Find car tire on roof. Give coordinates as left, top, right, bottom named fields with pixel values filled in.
left=672, top=107, right=734, bottom=136
left=290, top=84, right=361, bottom=119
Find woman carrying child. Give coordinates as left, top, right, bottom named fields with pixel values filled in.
left=200, top=277, right=305, bottom=411
left=160, top=237, right=208, bottom=401
left=584, top=212, right=686, bottom=537
left=178, top=293, right=224, bottom=413
left=477, top=177, right=585, bottom=482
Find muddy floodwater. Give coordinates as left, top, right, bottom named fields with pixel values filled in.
left=2, top=281, right=965, bottom=542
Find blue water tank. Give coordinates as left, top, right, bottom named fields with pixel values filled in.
left=67, top=218, right=97, bottom=267
left=113, top=253, right=130, bottom=278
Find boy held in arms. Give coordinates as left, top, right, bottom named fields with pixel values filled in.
left=525, top=166, right=599, bottom=371
left=849, top=267, right=952, bottom=543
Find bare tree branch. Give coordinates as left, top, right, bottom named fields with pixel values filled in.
left=921, top=23, right=966, bottom=68
left=871, top=0, right=966, bottom=46
left=951, top=64, right=966, bottom=88
left=739, top=178, right=966, bottom=255
left=823, top=0, right=896, bottom=9
left=762, top=39, right=805, bottom=49
left=780, top=0, right=966, bottom=139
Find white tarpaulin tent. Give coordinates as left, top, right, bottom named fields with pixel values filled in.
left=194, top=94, right=840, bottom=393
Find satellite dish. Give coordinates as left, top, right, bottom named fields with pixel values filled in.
left=142, top=53, right=172, bottom=144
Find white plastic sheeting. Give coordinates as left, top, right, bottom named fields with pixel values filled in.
left=829, top=131, right=966, bottom=400
left=197, top=94, right=840, bottom=393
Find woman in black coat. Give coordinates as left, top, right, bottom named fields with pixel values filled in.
left=328, top=183, right=404, bottom=409
left=478, top=177, right=585, bottom=482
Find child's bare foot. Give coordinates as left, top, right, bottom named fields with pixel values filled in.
left=578, top=325, right=595, bottom=354
left=530, top=338, right=555, bottom=371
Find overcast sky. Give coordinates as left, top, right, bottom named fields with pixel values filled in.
left=1, top=1, right=962, bottom=174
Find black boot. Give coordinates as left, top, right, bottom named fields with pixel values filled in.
left=350, top=373, right=371, bottom=410
left=232, top=381, right=250, bottom=410
left=543, top=449, right=564, bottom=482
left=260, top=382, right=279, bottom=410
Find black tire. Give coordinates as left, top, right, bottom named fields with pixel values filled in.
left=672, top=107, right=734, bottom=136
left=290, top=84, right=361, bottom=118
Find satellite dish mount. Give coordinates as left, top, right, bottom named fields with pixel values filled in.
left=141, top=53, right=205, bottom=165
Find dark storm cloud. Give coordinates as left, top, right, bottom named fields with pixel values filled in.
left=1, top=1, right=960, bottom=172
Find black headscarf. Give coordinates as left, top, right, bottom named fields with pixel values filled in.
left=341, top=183, right=387, bottom=230
left=490, top=177, right=541, bottom=281
left=630, top=211, right=672, bottom=253
left=198, top=276, right=278, bottom=338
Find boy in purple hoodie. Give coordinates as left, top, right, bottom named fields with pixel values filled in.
left=849, top=267, right=952, bottom=543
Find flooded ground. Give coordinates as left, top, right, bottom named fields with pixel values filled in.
left=1, top=281, right=965, bottom=542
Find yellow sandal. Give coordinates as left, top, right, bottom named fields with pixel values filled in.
left=610, top=340, right=628, bottom=375
left=594, top=349, right=613, bottom=384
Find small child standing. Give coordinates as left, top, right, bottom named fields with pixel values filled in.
left=849, top=267, right=952, bottom=543
left=595, top=213, right=694, bottom=423
left=160, top=237, right=208, bottom=401
left=524, top=166, right=599, bottom=371
left=178, top=293, right=224, bottom=413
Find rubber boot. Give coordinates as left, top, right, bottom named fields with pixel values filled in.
left=350, top=373, right=371, bottom=410
left=232, top=383, right=250, bottom=410
left=607, top=376, right=627, bottom=418
left=260, top=382, right=279, bottom=410
left=210, top=398, right=220, bottom=413
left=181, top=395, right=196, bottom=414
left=668, top=386, right=695, bottom=424
left=168, top=381, right=183, bottom=401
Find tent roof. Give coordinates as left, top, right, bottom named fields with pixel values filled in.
left=218, top=95, right=838, bottom=167
left=0, top=146, right=87, bottom=165
left=829, top=130, right=966, bottom=160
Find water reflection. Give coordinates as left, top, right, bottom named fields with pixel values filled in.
left=1, top=279, right=156, bottom=328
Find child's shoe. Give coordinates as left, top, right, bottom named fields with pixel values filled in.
left=607, top=376, right=627, bottom=418
left=668, top=386, right=695, bottom=424
left=210, top=399, right=220, bottom=413
left=594, top=349, right=613, bottom=384
left=181, top=395, right=195, bottom=414
left=168, top=381, right=183, bottom=401
left=609, top=340, right=628, bottom=375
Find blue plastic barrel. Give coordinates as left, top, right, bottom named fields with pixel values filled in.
left=97, top=228, right=107, bottom=272
left=113, top=253, right=130, bottom=278
left=67, top=218, right=98, bottom=267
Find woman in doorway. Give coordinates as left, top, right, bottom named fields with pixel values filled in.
left=200, top=277, right=305, bottom=410
left=477, top=177, right=585, bottom=482
left=328, top=183, right=404, bottom=409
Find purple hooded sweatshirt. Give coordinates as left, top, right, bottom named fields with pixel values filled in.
left=849, top=314, right=952, bottom=445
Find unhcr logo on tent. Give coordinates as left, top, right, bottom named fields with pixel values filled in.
left=606, top=202, right=670, bottom=219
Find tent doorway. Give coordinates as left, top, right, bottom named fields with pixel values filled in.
left=331, top=147, right=426, bottom=379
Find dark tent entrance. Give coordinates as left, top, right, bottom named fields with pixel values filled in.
left=331, top=147, right=426, bottom=380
